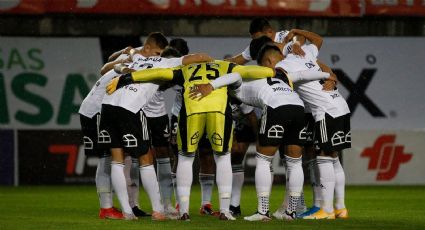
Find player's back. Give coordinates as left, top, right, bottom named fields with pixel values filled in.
left=178, top=60, right=233, bottom=115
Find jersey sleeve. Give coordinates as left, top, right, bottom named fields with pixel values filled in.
left=241, top=46, right=252, bottom=61
left=304, top=44, right=319, bottom=59
left=239, top=103, right=254, bottom=115
left=131, top=68, right=175, bottom=82
left=163, top=57, right=183, bottom=68
left=232, top=65, right=274, bottom=79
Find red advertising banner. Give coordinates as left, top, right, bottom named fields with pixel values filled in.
left=365, top=0, right=425, bottom=16
left=0, top=0, right=361, bottom=17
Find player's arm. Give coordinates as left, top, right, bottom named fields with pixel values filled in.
left=284, top=69, right=331, bottom=83
left=189, top=72, right=242, bottom=100
left=106, top=67, right=175, bottom=94
left=182, top=53, right=214, bottom=65
left=108, top=46, right=133, bottom=62
left=290, top=29, right=323, bottom=50
left=317, top=60, right=338, bottom=91
left=225, top=54, right=250, bottom=65
left=232, top=65, right=274, bottom=79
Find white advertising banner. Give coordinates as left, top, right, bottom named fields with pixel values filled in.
left=343, top=131, right=425, bottom=185
left=0, top=37, right=102, bottom=129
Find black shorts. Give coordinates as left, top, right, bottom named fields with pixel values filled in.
left=79, top=113, right=109, bottom=157
left=98, top=104, right=151, bottom=158
left=146, top=115, right=170, bottom=147
left=258, top=105, right=306, bottom=147
left=314, top=113, right=351, bottom=152
left=234, top=123, right=256, bottom=143
left=302, top=113, right=315, bottom=146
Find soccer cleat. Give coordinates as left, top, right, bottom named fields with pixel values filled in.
left=219, top=211, right=236, bottom=221
left=303, top=209, right=335, bottom=220
left=199, top=204, right=220, bottom=216
left=179, top=213, right=191, bottom=221
left=244, top=212, right=271, bottom=222
left=272, top=209, right=296, bottom=221
left=335, top=208, right=348, bottom=219
left=123, top=212, right=138, bottom=220
left=151, top=211, right=167, bottom=221
left=298, top=206, right=320, bottom=218
left=99, top=207, right=124, bottom=220
left=132, top=206, right=151, bottom=217
left=229, top=205, right=241, bottom=217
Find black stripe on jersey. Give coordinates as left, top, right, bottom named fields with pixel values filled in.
left=178, top=98, right=188, bottom=152
left=222, top=100, right=233, bottom=153
left=227, top=62, right=237, bottom=74
left=172, top=69, right=185, bottom=86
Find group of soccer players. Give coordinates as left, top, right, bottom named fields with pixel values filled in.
left=79, top=17, right=351, bottom=221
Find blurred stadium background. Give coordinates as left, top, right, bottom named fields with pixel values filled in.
left=1, top=0, right=425, bottom=189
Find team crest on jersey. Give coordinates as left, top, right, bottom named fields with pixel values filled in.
left=98, top=130, right=111, bottom=143
left=268, top=125, right=284, bottom=138
left=211, top=133, right=223, bottom=146
left=191, top=131, right=200, bottom=145
left=123, top=134, right=137, bottom=147
left=163, top=126, right=170, bottom=138
left=83, top=136, right=93, bottom=149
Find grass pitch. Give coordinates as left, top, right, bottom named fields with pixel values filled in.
left=0, top=185, right=424, bottom=229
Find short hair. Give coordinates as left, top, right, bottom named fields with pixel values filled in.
left=256, top=43, right=283, bottom=65
left=145, top=32, right=168, bottom=49
left=169, top=38, right=189, bottom=55
left=161, top=47, right=182, bottom=58
left=249, top=35, right=274, bottom=60
left=249, top=17, right=272, bottom=35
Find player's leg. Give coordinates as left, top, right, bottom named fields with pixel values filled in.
left=304, top=113, right=350, bottom=220
left=176, top=112, right=205, bottom=220
left=98, top=105, right=135, bottom=220
left=206, top=110, right=235, bottom=220
left=198, top=136, right=219, bottom=216
left=124, top=155, right=150, bottom=217
left=148, top=115, right=178, bottom=217
left=244, top=106, right=281, bottom=222
left=170, top=115, right=179, bottom=208
left=80, top=113, right=122, bottom=219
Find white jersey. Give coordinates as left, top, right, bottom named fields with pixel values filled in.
left=241, top=30, right=289, bottom=61
left=79, top=69, right=117, bottom=118
left=142, top=91, right=167, bottom=117
left=170, top=85, right=183, bottom=117
left=235, top=77, right=304, bottom=109
left=102, top=55, right=183, bottom=114
left=279, top=42, right=350, bottom=121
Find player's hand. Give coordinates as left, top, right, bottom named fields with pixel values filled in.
left=189, top=83, right=213, bottom=100
left=122, top=46, right=133, bottom=55
left=291, top=41, right=305, bottom=57
left=106, top=73, right=133, bottom=94
left=284, top=31, right=295, bottom=44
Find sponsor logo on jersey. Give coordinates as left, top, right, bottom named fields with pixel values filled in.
left=272, top=86, right=292, bottom=93
left=361, top=135, right=412, bottom=181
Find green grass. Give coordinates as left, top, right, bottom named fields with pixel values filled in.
left=0, top=185, right=425, bottom=229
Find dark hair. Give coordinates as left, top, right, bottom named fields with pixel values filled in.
left=256, top=44, right=283, bottom=65
left=145, top=32, right=169, bottom=49
left=249, top=35, right=274, bottom=60
left=161, top=47, right=182, bottom=58
left=249, top=17, right=272, bottom=35
left=169, top=38, right=189, bottom=55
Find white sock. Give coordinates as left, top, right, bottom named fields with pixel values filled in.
left=284, top=155, right=304, bottom=213
left=230, top=164, right=244, bottom=207
left=140, top=164, right=163, bottom=212
left=255, top=152, right=273, bottom=215
left=171, top=172, right=178, bottom=206
left=111, top=161, right=133, bottom=214
left=308, top=159, right=322, bottom=207
left=176, top=154, right=195, bottom=215
left=317, top=156, right=335, bottom=213
left=199, top=173, right=215, bottom=206
left=96, top=156, right=113, bottom=209
left=157, top=157, right=173, bottom=208
left=130, top=158, right=140, bottom=208
left=333, top=157, right=346, bottom=210
left=214, top=153, right=232, bottom=213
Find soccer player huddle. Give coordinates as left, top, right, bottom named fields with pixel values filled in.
left=78, top=17, right=351, bottom=221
